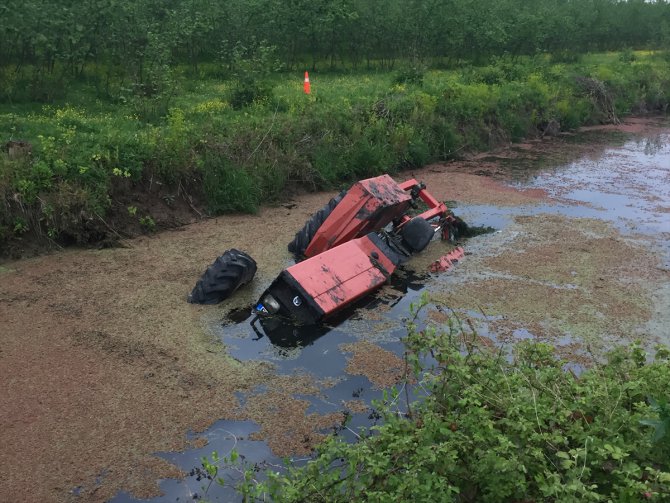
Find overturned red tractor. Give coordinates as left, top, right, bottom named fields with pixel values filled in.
left=189, top=174, right=466, bottom=325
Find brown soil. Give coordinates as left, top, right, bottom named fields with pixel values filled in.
left=0, top=176, right=206, bottom=262
left=0, top=202, right=338, bottom=503
left=243, top=391, right=344, bottom=456
left=579, top=116, right=666, bottom=134
left=0, top=115, right=667, bottom=502
left=343, top=400, right=369, bottom=414
left=411, top=167, right=551, bottom=206
left=340, top=342, right=407, bottom=389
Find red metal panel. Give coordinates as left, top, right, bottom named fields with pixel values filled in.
left=429, top=247, right=465, bottom=273
left=398, top=179, right=419, bottom=190
left=287, top=235, right=397, bottom=316
left=397, top=178, right=448, bottom=226
left=304, top=174, right=412, bottom=257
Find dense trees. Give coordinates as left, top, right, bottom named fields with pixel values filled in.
left=1, top=0, right=669, bottom=82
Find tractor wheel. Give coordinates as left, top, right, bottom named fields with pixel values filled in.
left=288, top=190, right=347, bottom=257
left=401, top=217, right=435, bottom=253
left=188, top=249, right=257, bottom=305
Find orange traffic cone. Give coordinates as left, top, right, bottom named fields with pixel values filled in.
left=303, top=71, right=311, bottom=94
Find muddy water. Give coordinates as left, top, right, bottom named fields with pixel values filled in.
left=112, top=126, right=670, bottom=502
left=443, top=132, right=670, bottom=357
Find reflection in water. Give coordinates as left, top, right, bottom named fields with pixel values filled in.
left=642, top=135, right=667, bottom=156
left=251, top=315, right=334, bottom=348
left=223, top=268, right=429, bottom=351
left=530, top=132, right=670, bottom=236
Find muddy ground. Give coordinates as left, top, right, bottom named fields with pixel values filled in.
left=1, top=117, right=668, bottom=502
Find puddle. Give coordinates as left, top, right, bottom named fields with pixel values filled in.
left=218, top=269, right=426, bottom=371
left=437, top=130, right=670, bottom=357
left=223, top=306, right=254, bottom=325
left=507, top=134, right=670, bottom=240
left=114, top=125, right=670, bottom=502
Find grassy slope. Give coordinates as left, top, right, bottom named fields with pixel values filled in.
left=0, top=51, right=668, bottom=255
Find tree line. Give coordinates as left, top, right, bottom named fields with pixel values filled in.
left=1, top=0, right=669, bottom=80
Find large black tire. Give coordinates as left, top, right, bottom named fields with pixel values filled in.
left=401, top=217, right=435, bottom=253
left=288, top=190, right=347, bottom=257
left=188, top=249, right=257, bottom=305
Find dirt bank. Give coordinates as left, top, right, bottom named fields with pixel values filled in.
left=0, top=117, right=667, bottom=502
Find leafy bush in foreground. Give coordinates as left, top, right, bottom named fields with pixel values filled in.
left=231, top=300, right=670, bottom=502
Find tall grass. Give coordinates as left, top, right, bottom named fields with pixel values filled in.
left=1, top=52, right=669, bottom=250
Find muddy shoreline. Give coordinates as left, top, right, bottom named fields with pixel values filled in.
left=1, top=116, right=668, bottom=502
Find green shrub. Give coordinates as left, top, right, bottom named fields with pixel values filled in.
left=555, top=97, right=592, bottom=129
left=619, top=48, right=637, bottom=63
left=0, top=67, right=68, bottom=104
left=201, top=150, right=260, bottom=213
left=393, top=65, right=426, bottom=86
left=147, top=107, right=195, bottom=184
left=2, top=52, right=670, bottom=251
left=139, top=215, right=156, bottom=232
left=229, top=79, right=273, bottom=109
left=229, top=298, right=670, bottom=502
left=406, top=135, right=431, bottom=167
left=478, top=65, right=507, bottom=85
left=551, top=50, right=583, bottom=64
left=308, top=140, right=345, bottom=186
left=427, top=116, right=461, bottom=160
left=346, top=137, right=394, bottom=178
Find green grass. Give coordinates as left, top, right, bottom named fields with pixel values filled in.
left=1, top=51, right=669, bottom=250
